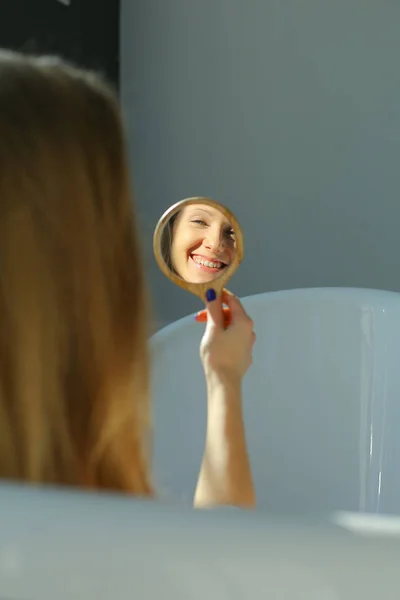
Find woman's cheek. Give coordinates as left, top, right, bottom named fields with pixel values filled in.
left=183, top=231, right=201, bottom=251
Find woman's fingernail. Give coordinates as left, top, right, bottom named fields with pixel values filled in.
left=206, top=288, right=216, bottom=302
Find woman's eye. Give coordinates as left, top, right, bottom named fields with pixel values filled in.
left=192, top=219, right=207, bottom=226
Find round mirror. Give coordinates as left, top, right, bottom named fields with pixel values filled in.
left=153, top=197, right=243, bottom=300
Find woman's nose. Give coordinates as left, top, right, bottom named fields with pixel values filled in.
left=204, top=231, right=225, bottom=252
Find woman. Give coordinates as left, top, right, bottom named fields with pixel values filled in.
left=0, top=50, right=256, bottom=508
left=162, top=203, right=236, bottom=283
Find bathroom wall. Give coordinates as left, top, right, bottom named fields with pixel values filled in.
left=120, top=0, right=400, bottom=329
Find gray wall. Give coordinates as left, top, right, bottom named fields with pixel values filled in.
left=120, top=0, right=400, bottom=330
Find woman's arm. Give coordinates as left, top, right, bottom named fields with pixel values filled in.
left=194, top=373, right=256, bottom=508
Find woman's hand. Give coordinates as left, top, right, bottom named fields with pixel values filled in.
left=198, top=288, right=256, bottom=383
left=195, top=305, right=231, bottom=327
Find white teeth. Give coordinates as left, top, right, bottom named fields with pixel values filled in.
left=192, top=256, right=224, bottom=269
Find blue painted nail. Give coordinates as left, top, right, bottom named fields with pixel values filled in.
left=206, top=288, right=216, bottom=302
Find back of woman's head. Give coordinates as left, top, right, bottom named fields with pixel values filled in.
left=0, top=50, right=152, bottom=495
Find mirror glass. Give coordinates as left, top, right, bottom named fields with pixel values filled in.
left=153, top=197, right=243, bottom=299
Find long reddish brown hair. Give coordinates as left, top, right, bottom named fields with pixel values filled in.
left=0, top=50, right=152, bottom=495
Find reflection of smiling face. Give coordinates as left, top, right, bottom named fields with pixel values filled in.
left=170, top=204, right=236, bottom=283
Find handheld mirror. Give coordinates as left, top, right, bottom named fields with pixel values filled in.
left=153, top=197, right=243, bottom=300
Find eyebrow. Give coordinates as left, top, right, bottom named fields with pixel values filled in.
left=187, top=207, right=214, bottom=217
left=187, top=207, right=233, bottom=227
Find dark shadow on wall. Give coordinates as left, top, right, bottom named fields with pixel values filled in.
left=0, top=0, right=120, bottom=90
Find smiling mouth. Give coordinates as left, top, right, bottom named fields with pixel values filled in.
left=190, top=255, right=228, bottom=272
